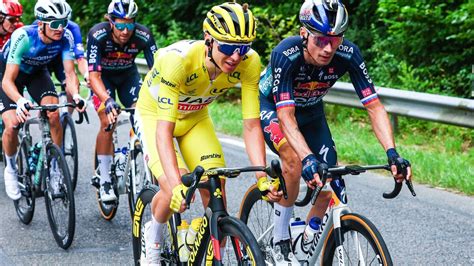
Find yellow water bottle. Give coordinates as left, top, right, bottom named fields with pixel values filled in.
left=177, top=220, right=190, bottom=262
left=185, top=217, right=203, bottom=251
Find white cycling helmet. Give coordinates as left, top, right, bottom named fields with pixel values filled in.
left=107, top=0, right=138, bottom=19
left=34, top=0, right=70, bottom=21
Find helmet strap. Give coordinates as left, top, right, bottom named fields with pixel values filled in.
left=207, top=39, right=222, bottom=72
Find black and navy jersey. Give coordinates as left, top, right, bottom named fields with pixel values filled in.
left=260, top=36, right=378, bottom=112
left=86, top=22, right=157, bottom=73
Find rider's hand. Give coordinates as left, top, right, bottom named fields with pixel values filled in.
left=386, top=148, right=412, bottom=183
left=104, top=97, right=120, bottom=125
left=15, top=97, right=32, bottom=123
left=257, top=176, right=282, bottom=202
left=170, top=184, right=188, bottom=213
left=72, top=93, right=87, bottom=112
left=302, top=154, right=324, bottom=189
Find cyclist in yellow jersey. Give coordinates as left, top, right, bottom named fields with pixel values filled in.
left=135, top=2, right=281, bottom=264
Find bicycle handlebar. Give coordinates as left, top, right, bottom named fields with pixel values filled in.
left=14, top=102, right=89, bottom=129
left=309, top=164, right=416, bottom=205
left=182, top=159, right=288, bottom=209
left=104, top=107, right=135, bottom=132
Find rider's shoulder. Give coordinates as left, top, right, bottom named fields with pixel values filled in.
left=133, top=23, right=153, bottom=39
left=87, top=22, right=110, bottom=41
left=271, top=36, right=304, bottom=60
left=334, top=38, right=362, bottom=61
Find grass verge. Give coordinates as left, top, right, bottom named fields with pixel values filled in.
left=209, top=101, right=473, bottom=195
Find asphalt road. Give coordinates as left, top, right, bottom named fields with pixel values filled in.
left=0, top=106, right=473, bottom=265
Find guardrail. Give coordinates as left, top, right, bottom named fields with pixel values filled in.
left=135, top=58, right=474, bottom=128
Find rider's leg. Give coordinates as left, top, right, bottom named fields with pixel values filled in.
left=40, top=96, right=62, bottom=146
left=1, top=110, right=21, bottom=200
left=96, top=108, right=115, bottom=200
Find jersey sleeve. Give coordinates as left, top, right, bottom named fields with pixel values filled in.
left=6, top=28, right=29, bottom=65
left=269, top=49, right=298, bottom=110
left=61, top=29, right=75, bottom=61
left=68, top=22, right=85, bottom=59
left=347, top=45, right=378, bottom=106
left=240, top=51, right=261, bottom=119
left=149, top=52, right=185, bottom=122
left=86, top=31, right=102, bottom=72
left=143, top=30, right=158, bottom=69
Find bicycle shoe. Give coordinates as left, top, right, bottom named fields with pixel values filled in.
left=4, top=168, right=21, bottom=200
left=271, top=239, right=300, bottom=265
left=100, top=181, right=117, bottom=202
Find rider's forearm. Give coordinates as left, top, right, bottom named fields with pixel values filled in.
left=278, top=108, right=312, bottom=160
left=156, top=120, right=181, bottom=187
left=89, top=72, right=110, bottom=102
left=64, top=61, right=80, bottom=95
left=243, top=118, right=267, bottom=179
left=366, top=100, right=395, bottom=151
left=76, top=57, right=88, bottom=79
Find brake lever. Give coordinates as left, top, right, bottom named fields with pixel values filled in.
left=311, top=163, right=328, bottom=205
left=270, top=159, right=288, bottom=199
left=183, top=166, right=205, bottom=209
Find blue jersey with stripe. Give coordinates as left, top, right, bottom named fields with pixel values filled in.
left=1, top=24, right=74, bottom=74
left=260, top=36, right=377, bottom=112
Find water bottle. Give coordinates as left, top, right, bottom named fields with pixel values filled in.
left=185, top=217, right=203, bottom=251
left=290, top=217, right=306, bottom=260
left=303, top=216, right=322, bottom=243
left=177, top=220, right=190, bottom=262
left=29, top=143, right=42, bottom=173
left=113, top=147, right=128, bottom=190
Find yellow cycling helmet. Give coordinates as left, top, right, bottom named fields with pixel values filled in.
left=203, top=2, right=256, bottom=43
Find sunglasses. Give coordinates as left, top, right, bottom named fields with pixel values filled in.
left=111, top=20, right=135, bottom=31
left=5, top=16, right=20, bottom=24
left=306, top=29, right=343, bottom=48
left=213, top=38, right=252, bottom=56
left=44, top=19, right=68, bottom=30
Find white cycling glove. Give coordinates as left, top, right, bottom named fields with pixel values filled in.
left=16, top=97, right=32, bottom=117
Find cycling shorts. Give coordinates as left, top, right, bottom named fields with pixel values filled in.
left=135, top=88, right=225, bottom=179
left=91, top=66, right=142, bottom=111
left=260, top=95, right=337, bottom=165
left=0, top=61, right=57, bottom=114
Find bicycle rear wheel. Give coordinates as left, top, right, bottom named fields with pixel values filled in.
left=217, top=216, right=265, bottom=265
left=44, top=143, right=75, bottom=249
left=14, top=138, right=35, bottom=224
left=238, top=184, right=274, bottom=263
left=62, top=113, right=78, bottom=191
left=127, top=141, right=148, bottom=219
left=322, top=213, right=393, bottom=266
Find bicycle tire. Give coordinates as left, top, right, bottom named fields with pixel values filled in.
left=217, top=216, right=265, bottom=265
left=127, top=141, right=147, bottom=220
left=238, top=184, right=274, bottom=263
left=322, top=213, right=393, bottom=266
left=44, top=143, right=75, bottom=249
left=13, top=138, right=35, bottom=224
left=94, top=149, right=118, bottom=221
left=61, top=113, right=78, bottom=191
left=132, top=185, right=160, bottom=266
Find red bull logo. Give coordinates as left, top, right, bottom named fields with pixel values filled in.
left=264, top=119, right=284, bottom=145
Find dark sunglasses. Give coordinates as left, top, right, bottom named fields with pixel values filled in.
left=306, top=28, right=343, bottom=48
left=213, top=38, right=252, bottom=56
left=45, top=19, right=68, bottom=30
left=5, top=16, right=20, bottom=24
left=112, top=20, right=135, bottom=31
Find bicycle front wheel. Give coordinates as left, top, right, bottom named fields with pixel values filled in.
left=127, top=141, right=148, bottom=219
left=131, top=185, right=161, bottom=265
left=322, top=213, right=393, bottom=266
left=238, top=184, right=274, bottom=263
left=217, top=216, right=265, bottom=265
left=62, top=113, right=78, bottom=191
left=44, top=143, right=75, bottom=249
left=14, top=137, right=35, bottom=224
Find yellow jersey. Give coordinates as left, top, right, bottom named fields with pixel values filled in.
left=138, top=40, right=261, bottom=122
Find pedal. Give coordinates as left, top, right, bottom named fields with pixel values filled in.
left=90, top=175, right=100, bottom=189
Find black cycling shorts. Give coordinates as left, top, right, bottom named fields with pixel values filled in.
left=260, top=94, right=337, bottom=166
left=0, top=61, right=57, bottom=114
